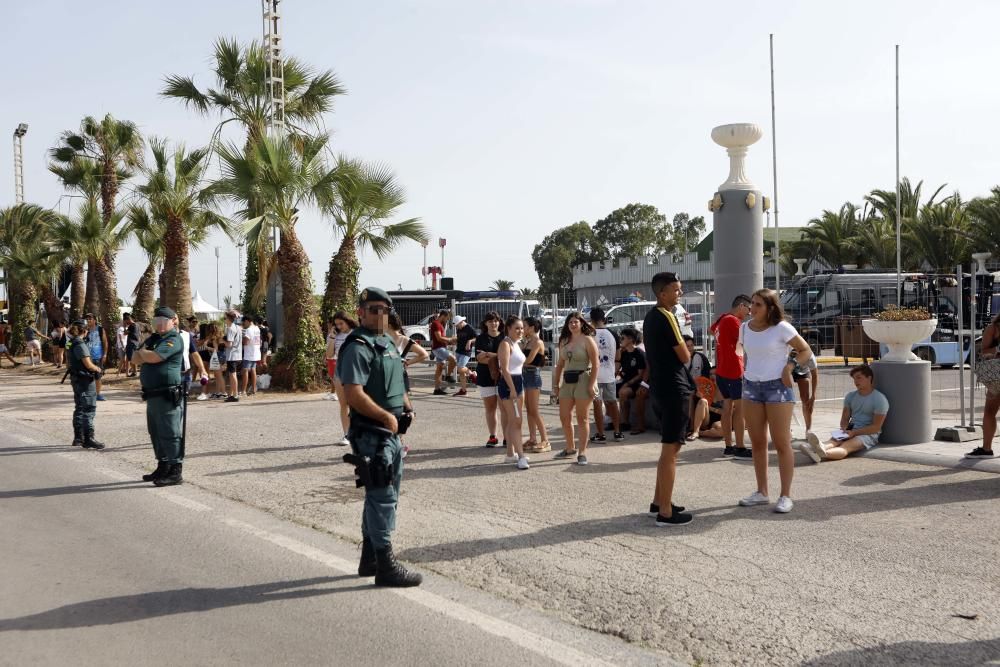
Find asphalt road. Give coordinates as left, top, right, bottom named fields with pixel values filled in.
left=0, top=421, right=665, bottom=667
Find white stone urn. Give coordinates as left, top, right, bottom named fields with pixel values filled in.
left=862, top=318, right=937, bottom=362
left=711, top=123, right=763, bottom=191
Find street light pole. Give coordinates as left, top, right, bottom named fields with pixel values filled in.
left=13, top=123, right=27, bottom=205
left=215, top=246, right=221, bottom=307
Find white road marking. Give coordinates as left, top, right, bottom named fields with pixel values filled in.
left=222, top=517, right=617, bottom=667
left=156, top=492, right=212, bottom=512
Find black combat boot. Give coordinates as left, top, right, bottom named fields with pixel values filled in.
left=82, top=431, right=105, bottom=450
left=374, top=544, right=422, bottom=588
left=358, top=537, right=376, bottom=577
left=71, top=426, right=83, bottom=447
left=153, top=463, right=183, bottom=486
left=142, top=461, right=169, bottom=482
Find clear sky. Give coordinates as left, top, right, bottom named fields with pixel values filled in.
left=2, top=0, right=998, bottom=307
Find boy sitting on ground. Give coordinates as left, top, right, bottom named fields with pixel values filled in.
left=802, top=364, right=888, bottom=463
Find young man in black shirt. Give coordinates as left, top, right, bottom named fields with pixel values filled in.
left=617, top=328, right=647, bottom=434
left=643, top=272, right=693, bottom=526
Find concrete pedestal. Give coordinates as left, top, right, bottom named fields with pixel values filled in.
left=713, top=188, right=764, bottom=312
left=872, top=360, right=932, bottom=444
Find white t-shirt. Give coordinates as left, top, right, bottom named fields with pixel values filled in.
left=225, top=323, right=243, bottom=362
left=243, top=325, right=262, bottom=362
left=739, top=320, right=797, bottom=382
left=179, top=330, right=192, bottom=373
left=594, top=328, right=618, bottom=384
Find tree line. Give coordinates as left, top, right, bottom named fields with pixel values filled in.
left=0, top=38, right=427, bottom=389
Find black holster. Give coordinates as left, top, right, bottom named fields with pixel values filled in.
left=141, top=385, right=184, bottom=407
left=342, top=451, right=394, bottom=489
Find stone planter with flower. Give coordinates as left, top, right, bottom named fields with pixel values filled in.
left=862, top=306, right=937, bottom=363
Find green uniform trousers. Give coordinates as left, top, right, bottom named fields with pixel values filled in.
left=353, top=428, right=404, bottom=549
left=146, top=394, right=184, bottom=463
left=71, top=378, right=96, bottom=434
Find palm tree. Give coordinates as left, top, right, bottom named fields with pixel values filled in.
left=49, top=214, right=89, bottom=321
left=134, top=138, right=228, bottom=320
left=321, top=158, right=427, bottom=320
left=491, top=279, right=515, bottom=291
left=802, top=202, right=863, bottom=269
left=213, top=133, right=340, bottom=389
left=50, top=115, right=144, bottom=349
left=162, top=38, right=347, bottom=309
left=966, top=187, right=1000, bottom=259
left=0, top=205, right=61, bottom=352
left=519, top=286, right=538, bottom=299
left=127, top=205, right=166, bottom=323
left=908, top=195, right=970, bottom=272
left=865, top=178, right=947, bottom=270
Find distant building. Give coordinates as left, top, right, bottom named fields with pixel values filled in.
left=573, top=227, right=808, bottom=306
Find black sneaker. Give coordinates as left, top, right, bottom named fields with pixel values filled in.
left=655, top=512, right=693, bottom=526
left=722, top=446, right=737, bottom=458
left=590, top=433, right=607, bottom=443
left=964, top=447, right=995, bottom=459
left=613, top=432, right=626, bottom=442
left=225, top=396, right=239, bottom=403
left=732, top=447, right=753, bottom=461
left=433, top=388, right=449, bottom=396
left=649, top=503, right=686, bottom=515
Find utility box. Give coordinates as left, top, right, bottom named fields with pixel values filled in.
left=834, top=316, right=879, bottom=365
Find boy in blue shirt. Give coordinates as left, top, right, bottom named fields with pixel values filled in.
left=803, top=365, right=889, bottom=463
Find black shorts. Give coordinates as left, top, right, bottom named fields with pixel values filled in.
left=226, top=360, right=240, bottom=374
left=125, top=344, right=136, bottom=361
left=651, top=391, right=690, bottom=445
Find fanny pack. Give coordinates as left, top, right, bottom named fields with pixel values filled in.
left=563, top=370, right=583, bottom=384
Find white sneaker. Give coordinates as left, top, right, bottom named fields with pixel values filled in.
left=805, top=432, right=825, bottom=463
left=322, top=393, right=335, bottom=401
left=517, top=456, right=530, bottom=470
left=738, top=491, right=770, bottom=506
left=335, top=436, right=350, bottom=447
left=331, top=393, right=339, bottom=401
left=774, top=496, right=794, bottom=513
left=197, top=394, right=208, bottom=401
left=504, top=455, right=518, bottom=464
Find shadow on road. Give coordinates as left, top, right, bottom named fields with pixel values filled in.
left=0, top=576, right=365, bottom=631
left=0, top=480, right=150, bottom=499
left=400, top=476, right=1000, bottom=563
left=804, top=637, right=1000, bottom=666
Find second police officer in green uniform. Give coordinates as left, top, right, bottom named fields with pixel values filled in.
left=134, top=306, right=186, bottom=486
left=66, top=319, right=106, bottom=450
left=339, top=287, right=422, bottom=587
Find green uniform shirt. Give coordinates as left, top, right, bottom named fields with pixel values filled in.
left=67, top=336, right=91, bottom=375
left=336, top=327, right=406, bottom=413
left=139, top=329, right=184, bottom=389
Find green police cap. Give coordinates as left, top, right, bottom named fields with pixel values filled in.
left=73, top=319, right=88, bottom=329
left=154, top=306, right=177, bottom=319
left=358, top=287, right=393, bottom=307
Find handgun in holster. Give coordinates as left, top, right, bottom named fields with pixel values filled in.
left=342, top=451, right=394, bottom=489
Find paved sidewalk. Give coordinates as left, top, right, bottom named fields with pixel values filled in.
left=2, top=365, right=999, bottom=666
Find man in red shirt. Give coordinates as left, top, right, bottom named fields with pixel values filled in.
left=710, top=294, right=751, bottom=459
left=429, top=309, right=457, bottom=395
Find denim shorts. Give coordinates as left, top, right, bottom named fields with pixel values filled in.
left=432, top=347, right=452, bottom=364
left=522, top=368, right=542, bottom=390
left=857, top=433, right=879, bottom=450
left=742, top=378, right=794, bottom=404
left=498, top=374, right=523, bottom=400
left=456, top=353, right=471, bottom=369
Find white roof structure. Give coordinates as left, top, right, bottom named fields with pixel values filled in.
left=191, top=291, right=223, bottom=319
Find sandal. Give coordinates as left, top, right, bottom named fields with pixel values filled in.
left=630, top=428, right=646, bottom=435
left=533, top=440, right=552, bottom=453
left=685, top=432, right=698, bottom=441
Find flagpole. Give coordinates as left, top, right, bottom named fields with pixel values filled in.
left=896, top=44, right=903, bottom=307
left=770, top=34, right=781, bottom=292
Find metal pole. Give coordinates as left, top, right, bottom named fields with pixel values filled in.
left=956, top=265, right=966, bottom=427
left=769, top=34, right=781, bottom=294
left=214, top=246, right=221, bottom=308
left=549, top=292, right=560, bottom=404
left=970, top=266, right=977, bottom=426
left=895, top=44, right=902, bottom=306
left=422, top=243, right=428, bottom=290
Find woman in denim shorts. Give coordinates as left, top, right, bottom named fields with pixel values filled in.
left=520, top=317, right=550, bottom=453
left=737, top=289, right=814, bottom=514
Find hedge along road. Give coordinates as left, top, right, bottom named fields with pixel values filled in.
left=2, top=365, right=999, bottom=666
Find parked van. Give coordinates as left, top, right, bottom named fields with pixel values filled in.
left=780, top=272, right=964, bottom=354
left=454, top=299, right=542, bottom=334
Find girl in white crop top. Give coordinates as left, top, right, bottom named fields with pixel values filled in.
left=497, top=316, right=530, bottom=469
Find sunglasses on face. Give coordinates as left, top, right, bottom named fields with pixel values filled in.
left=365, top=305, right=393, bottom=315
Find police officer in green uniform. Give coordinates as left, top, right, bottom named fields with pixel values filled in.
left=66, top=319, right=105, bottom=450
left=339, top=287, right=422, bottom=588
left=134, top=306, right=186, bottom=486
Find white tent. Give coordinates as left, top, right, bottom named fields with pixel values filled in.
left=192, top=291, right=223, bottom=319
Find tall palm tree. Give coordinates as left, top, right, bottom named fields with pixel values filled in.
left=322, top=157, right=427, bottom=320
left=135, top=138, right=228, bottom=320
left=162, top=38, right=347, bottom=309
left=127, top=205, right=166, bottom=323
left=213, top=133, right=340, bottom=390
left=50, top=115, right=144, bottom=349
left=49, top=214, right=89, bottom=321
left=802, top=202, right=863, bottom=269
left=491, top=279, right=515, bottom=291
left=519, top=287, right=538, bottom=299
left=864, top=177, right=947, bottom=270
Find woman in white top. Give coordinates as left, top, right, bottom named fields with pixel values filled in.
left=497, top=315, right=529, bottom=469
left=327, top=311, right=357, bottom=446
left=737, top=289, right=813, bottom=514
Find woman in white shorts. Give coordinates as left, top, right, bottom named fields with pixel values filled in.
left=737, top=289, right=813, bottom=514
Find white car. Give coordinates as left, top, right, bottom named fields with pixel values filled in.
left=602, top=301, right=693, bottom=338
left=403, top=313, right=435, bottom=343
